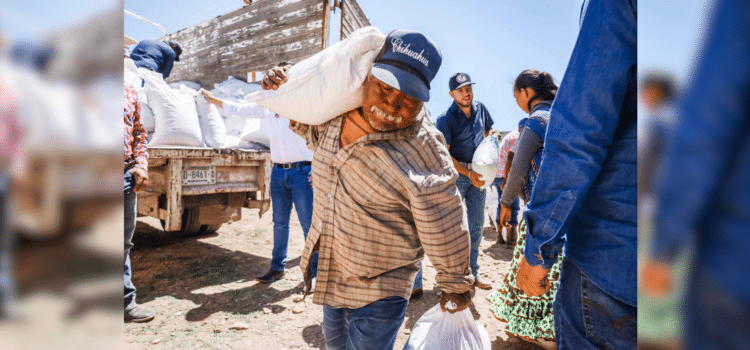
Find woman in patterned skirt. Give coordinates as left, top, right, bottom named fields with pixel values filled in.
left=487, top=69, right=562, bottom=350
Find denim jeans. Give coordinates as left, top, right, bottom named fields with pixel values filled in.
left=412, top=261, right=422, bottom=290
left=492, top=177, right=519, bottom=226
left=270, top=165, right=317, bottom=275
left=684, top=266, right=750, bottom=350
left=323, top=296, right=408, bottom=350
left=455, top=173, right=485, bottom=277
left=0, top=173, right=16, bottom=317
left=124, top=171, right=138, bottom=311
left=553, top=258, right=636, bottom=350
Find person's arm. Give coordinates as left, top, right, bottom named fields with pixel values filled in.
left=500, top=126, right=542, bottom=206
left=408, top=139, right=473, bottom=310
left=522, top=0, right=637, bottom=271
left=648, top=0, right=750, bottom=275
left=161, top=45, right=175, bottom=79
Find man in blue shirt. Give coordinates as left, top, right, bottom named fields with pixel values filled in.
left=514, top=0, right=637, bottom=348
left=436, top=73, right=494, bottom=290
left=643, top=0, right=750, bottom=349
left=129, top=40, right=182, bottom=80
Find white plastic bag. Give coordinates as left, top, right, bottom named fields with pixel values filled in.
left=183, top=87, right=227, bottom=148
left=471, top=134, right=500, bottom=189
left=244, top=26, right=385, bottom=125
left=404, top=304, right=491, bottom=350
left=486, top=183, right=499, bottom=225
left=142, top=69, right=204, bottom=147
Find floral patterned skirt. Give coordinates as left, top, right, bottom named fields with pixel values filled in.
left=486, top=221, right=563, bottom=342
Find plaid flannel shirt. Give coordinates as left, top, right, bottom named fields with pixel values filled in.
left=124, top=82, right=148, bottom=172
left=292, top=107, right=474, bottom=309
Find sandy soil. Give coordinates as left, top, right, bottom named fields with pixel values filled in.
left=124, top=206, right=546, bottom=350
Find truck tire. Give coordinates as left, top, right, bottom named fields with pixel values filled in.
left=200, top=223, right=223, bottom=233
left=159, top=207, right=202, bottom=237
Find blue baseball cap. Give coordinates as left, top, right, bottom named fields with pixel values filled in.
left=449, top=72, right=475, bottom=91
left=371, top=29, right=442, bottom=102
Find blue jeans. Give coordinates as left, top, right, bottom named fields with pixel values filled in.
left=323, top=296, right=408, bottom=350
left=492, top=177, right=519, bottom=226
left=455, top=173, right=486, bottom=277
left=0, top=173, right=16, bottom=317
left=554, top=258, right=636, bottom=349
left=684, top=266, right=750, bottom=350
left=270, top=165, right=317, bottom=276
left=124, top=171, right=138, bottom=311
left=412, top=261, right=422, bottom=290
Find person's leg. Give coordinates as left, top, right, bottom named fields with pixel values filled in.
left=123, top=172, right=137, bottom=312
left=464, top=183, right=486, bottom=278
left=269, top=167, right=293, bottom=273
left=346, top=296, right=408, bottom=350
left=509, top=196, right=520, bottom=226
left=554, top=257, right=636, bottom=350
left=322, top=306, right=350, bottom=350
left=412, top=261, right=422, bottom=294
left=493, top=178, right=506, bottom=244
left=0, top=174, right=16, bottom=318
left=290, top=165, right=317, bottom=276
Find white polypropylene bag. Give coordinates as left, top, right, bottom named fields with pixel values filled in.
left=486, top=183, right=499, bottom=225
left=471, top=134, right=500, bottom=189
left=239, top=117, right=270, bottom=148
left=244, top=26, right=385, bottom=125
left=142, top=69, right=204, bottom=147
left=214, top=76, right=261, bottom=98
left=169, top=80, right=202, bottom=91
left=183, top=87, right=227, bottom=148
left=404, top=304, right=491, bottom=350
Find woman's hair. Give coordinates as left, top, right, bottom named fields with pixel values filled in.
left=513, top=69, right=558, bottom=111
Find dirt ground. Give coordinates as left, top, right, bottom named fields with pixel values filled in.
left=125, top=205, right=546, bottom=350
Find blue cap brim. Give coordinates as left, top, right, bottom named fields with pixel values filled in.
left=451, top=82, right=475, bottom=91
left=371, top=63, right=430, bottom=102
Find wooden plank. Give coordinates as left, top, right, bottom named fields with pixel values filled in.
left=321, top=0, right=331, bottom=50
left=341, top=0, right=370, bottom=39
left=165, top=158, right=183, bottom=231
left=161, top=0, right=327, bottom=87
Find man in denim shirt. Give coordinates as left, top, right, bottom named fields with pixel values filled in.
left=643, top=0, right=750, bottom=349
left=515, top=0, right=637, bottom=348
left=129, top=40, right=182, bottom=80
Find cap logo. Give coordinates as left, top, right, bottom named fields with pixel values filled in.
left=456, top=74, right=467, bottom=83
left=391, top=37, right=429, bottom=67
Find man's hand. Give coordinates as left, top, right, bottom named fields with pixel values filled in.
left=517, top=257, right=552, bottom=297
left=440, top=290, right=472, bottom=313
left=499, top=204, right=513, bottom=229
left=201, top=90, right=223, bottom=108
left=468, top=171, right=485, bottom=188
left=131, top=168, right=149, bottom=193
left=641, top=258, right=673, bottom=297
left=261, top=65, right=291, bottom=90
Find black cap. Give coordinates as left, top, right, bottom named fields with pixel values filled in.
left=449, top=72, right=475, bottom=91
left=166, top=40, right=182, bottom=61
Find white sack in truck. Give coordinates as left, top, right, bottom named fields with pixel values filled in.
left=191, top=88, right=227, bottom=148
left=169, top=81, right=201, bottom=91
left=244, top=26, right=385, bottom=125
left=141, top=69, right=204, bottom=147
left=471, top=134, right=500, bottom=189
left=239, top=117, right=270, bottom=148
left=214, top=76, right=261, bottom=99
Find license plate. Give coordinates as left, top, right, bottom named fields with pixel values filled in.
left=182, top=166, right=215, bottom=185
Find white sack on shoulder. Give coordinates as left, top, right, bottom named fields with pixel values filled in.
left=244, top=26, right=385, bottom=125
left=404, top=304, right=491, bottom=350
left=142, top=70, right=204, bottom=147
left=472, top=134, right=500, bottom=189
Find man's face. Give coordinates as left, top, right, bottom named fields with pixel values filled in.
left=362, top=75, right=423, bottom=132
left=449, top=84, right=473, bottom=108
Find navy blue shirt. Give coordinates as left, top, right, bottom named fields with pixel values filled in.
left=435, top=100, right=494, bottom=163
left=129, top=40, right=176, bottom=80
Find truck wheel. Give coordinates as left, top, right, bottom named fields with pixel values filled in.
left=200, top=223, right=223, bottom=233
left=159, top=207, right=202, bottom=237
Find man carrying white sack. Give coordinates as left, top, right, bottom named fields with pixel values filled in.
left=262, top=29, right=474, bottom=350
left=200, top=73, right=318, bottom=286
